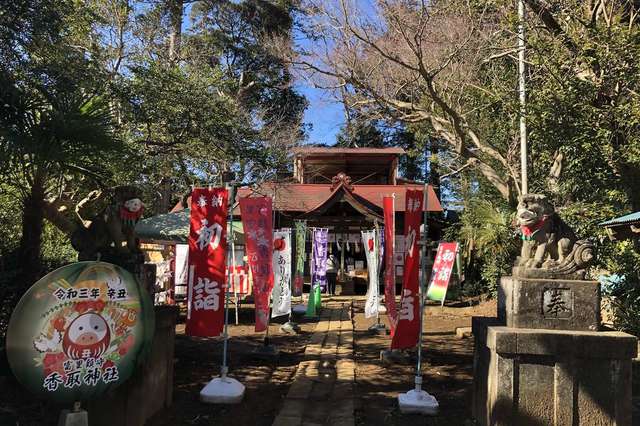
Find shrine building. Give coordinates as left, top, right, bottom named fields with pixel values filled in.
left=235, top=146, right=443, bottom=294
left=136, top=146, right=444, bottom=298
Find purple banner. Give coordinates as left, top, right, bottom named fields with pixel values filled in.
left=312, top=228, right=329, bottom=292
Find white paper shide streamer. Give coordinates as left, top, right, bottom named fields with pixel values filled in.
left=272, top=229, right=292, bottom=318
left=362, top=230, right=379, bottom=318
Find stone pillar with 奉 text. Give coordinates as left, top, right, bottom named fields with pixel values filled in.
left=473, top=194, right=637, bottom=426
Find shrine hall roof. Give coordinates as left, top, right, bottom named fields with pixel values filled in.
left=291, top=146, right=405, bottom=155
left=599, top=211, right=640, bottom=227
left=235, top=183, right=442, bottom=213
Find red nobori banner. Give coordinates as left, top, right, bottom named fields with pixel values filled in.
left=186, top=188, right=228, bottom=337
left=239, top=197, right=274, bottom=332
left=391, top=189, right=423, bottom=350
left=383, top=196, right=398, bottom=335
left=426, top=242, right=458, bottom=303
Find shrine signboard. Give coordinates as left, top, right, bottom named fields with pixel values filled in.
left=6, top=262, right=154, bottom=403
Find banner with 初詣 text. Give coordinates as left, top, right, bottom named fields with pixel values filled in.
left=391, top=189, right=423, bottom=350
left=272, top=229, right=292, bottom=318
left=239, top=197, right=274, bottom=332
left=362, top=230, right=379, bottom=318
left=383, top=196, right=398, bottom=334
left=426, top=242, right=458, bottom=303
left=187, top=188, right=228, bottom=337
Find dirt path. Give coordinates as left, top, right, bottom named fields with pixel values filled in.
left=149, top=305, right=318, bottom=426
left=352, top=299, right=496, bottom=426
left=5, top=297, right=640, bottom=425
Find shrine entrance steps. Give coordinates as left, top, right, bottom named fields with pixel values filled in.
left=272, top=302, right=355, bottom=426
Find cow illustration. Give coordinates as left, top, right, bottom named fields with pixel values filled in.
left=62, top=313, right=111, bottom=360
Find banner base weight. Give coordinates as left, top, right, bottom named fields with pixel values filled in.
left=292, top=304, right=307, bottom=314
left=397, top=389, right=439, bottom=415
left=200, top=376, right=245, bottom=404
left=57, top=409, right=88, bottom=426
left=280, top=321, right=300, bottom=334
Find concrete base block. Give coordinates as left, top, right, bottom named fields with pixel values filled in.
left=397, top=389, right=439, bottom=415
left=472, top=319, right=637, bottom=426
left=200, top=376, right=245, bottom=404
left=281, top=322, right=301, bottom=334
left=367, top=322, right=387, bottom=335
left=58, top=409, right=88, bottom=426
left=292, top=304, right=307, bottom=315
left=498, top=276, right=600, bottom=331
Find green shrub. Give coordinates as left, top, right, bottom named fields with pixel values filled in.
left=599, top=240, right=640, bottom=335
left=445, top=199, right=517, bottom=298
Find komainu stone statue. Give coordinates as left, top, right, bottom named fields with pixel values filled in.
left=515, top=194, right=595, bottom=279
left=71, top=185, right=145, bottom=267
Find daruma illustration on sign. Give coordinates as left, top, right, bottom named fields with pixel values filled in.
left=6, top=261, right=154, bottom=403
left=62, top=312, right=111, bottom=360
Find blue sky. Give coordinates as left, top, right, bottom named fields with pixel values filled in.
left=297, top=85, right=344, bottom=146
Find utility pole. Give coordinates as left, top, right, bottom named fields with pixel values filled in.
left=518, top=0, right=528, bottom=195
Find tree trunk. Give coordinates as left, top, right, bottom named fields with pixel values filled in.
left=168, top=0, right=183, bottom=64
left=17, top=181, right=46, bottom=287
left=428, top=139, right=441, bottom=202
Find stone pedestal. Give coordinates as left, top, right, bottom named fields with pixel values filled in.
left=88, top=305, right=178, bottom=426
left=474, top=275, right=637, bottom=426
left=498, top=277, right=601, bottom=331
left=335, top=277, right=354, bottom=296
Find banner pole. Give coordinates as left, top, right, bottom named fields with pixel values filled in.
left=232, top=241, right=238, bottom=325
left=415, top=184, right=428, bottom=391
left=200, top=181, right=245, bottom=404
left=396, top=183, right=438, bottom=414
left=265, top=199, right=274, bottom=346
left=221, top=184, right=235, bottom=379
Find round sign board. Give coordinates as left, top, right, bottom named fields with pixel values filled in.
left=6, top=261, right=154, bottom=403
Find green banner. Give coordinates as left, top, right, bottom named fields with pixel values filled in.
left=295, top=221, right=306, bottom=277
left=294, top=221, right=307, bottom=297
left=305, top=286, right=321, bottom=318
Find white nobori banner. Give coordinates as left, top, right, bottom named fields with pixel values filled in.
left=362, top=229, right=379, bottom=318
left=272, top=229, right=292, bottom=318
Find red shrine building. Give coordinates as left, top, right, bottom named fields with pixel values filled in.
left=236, top=146, right=444, bottom=294
left=138, top=146, right=444, bottom=298
left=237, top=146, right=442, bottom=226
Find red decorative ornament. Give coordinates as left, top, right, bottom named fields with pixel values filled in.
left=368, top=238, right=374, bottom=252
left=521, top=215, right=550, bottom=239
left=274, top=237, right=286, bottom=251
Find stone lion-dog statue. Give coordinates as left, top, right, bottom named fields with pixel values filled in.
left=516, top=194, right=594, bottom=276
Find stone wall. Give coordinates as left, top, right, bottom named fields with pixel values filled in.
left=88, top=305, right=178, bottom=426
left=473, top=319, right=636, bottom=425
